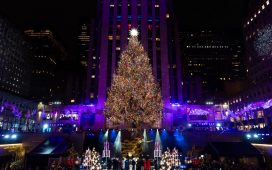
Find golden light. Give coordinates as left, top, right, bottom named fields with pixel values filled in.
left=0, top=143, right=22, bottom=147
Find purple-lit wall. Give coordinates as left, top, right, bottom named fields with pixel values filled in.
left=85, top=0, right=182, bottom=120
left=227, top=0, right=272, bottom=113
left=96, top=0, right=171, bottom=109
left=39, top=103, right=228, bottom=131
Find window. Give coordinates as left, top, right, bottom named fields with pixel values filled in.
left=257, top=111, right=264, bottom=118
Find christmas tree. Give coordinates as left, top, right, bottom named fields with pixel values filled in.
left=82, top=148, right=102, bottom=170
left=160, top=148, right=180, bottom=170
left=104, top=29, right=163, bottom=129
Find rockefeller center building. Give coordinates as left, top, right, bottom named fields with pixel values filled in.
left=226, top=0, right=272, bottom=131
left=85, top=0, right=182, bottom=113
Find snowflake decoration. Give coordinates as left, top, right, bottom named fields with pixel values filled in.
left=254, top=24, right=272, bottom=56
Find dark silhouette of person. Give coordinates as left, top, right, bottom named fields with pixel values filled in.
left=125, top=158, right=130, bottom=170
left=113, top=158, right=118, bottom=170
left=132, top=159, right=136, bottom=170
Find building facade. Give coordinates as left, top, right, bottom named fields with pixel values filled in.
left=0, top=91, right=37, bottom=132
left=78, top=21, right=91, bottom=68
left=85, top=0, right=182, bottom=113
left=0, top=16, right=33, bottom=97
left=181, top=30, right=244, bottom=105
left=227, top=0, right=272, bottom=131
left=24, top=29, right=67, bottom=103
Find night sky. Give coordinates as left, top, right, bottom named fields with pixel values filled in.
left=0, top=0, right=249, bottom=59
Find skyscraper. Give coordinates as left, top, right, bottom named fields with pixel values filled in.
left=0, top=16, right=32, bottom=97
left=181, top=30, right=244, bottom=104
left=25, top=29, right=67, bottom=103
left=244, top=0, right=271, bottom=86
left=228, top=0, right=272, bottom=110
left=85, top=0, right=182, bottom=112
left=78, top=22, right=91, bottom=68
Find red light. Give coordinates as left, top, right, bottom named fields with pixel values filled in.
left=148, top=25, right=152, bottom=30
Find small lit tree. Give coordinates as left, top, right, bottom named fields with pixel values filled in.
left=160, top=148, right=180, bottom=170
left=82, top=148, right=102, bottom=170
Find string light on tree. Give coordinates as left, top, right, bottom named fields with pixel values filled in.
left=82, top=148, right=102, bottom=170
left=160, top=148, right=181, bottom=170
left=104, top=28, right=163, bottom=129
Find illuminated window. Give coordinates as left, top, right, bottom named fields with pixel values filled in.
left=91, top=75, right=95, bottom=78
left=166, top=14, right=170, bottom=18
left=257, top=110, right=264, bottom=118
left=262, top=4, right=265, bottom=9
left=108, top=35, right=113, bottom=40
left=155, top=4, right=159, bottom=7
left=266, top=0, right=269, bottom=5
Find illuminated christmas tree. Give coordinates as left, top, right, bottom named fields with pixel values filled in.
left=82, top=148, right=102, bottom=170
left=104, top=29, right=163, bottom=129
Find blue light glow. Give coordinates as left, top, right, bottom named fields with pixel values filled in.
left=4, top=134, right=10, bottom=139
left=161, top=129, right=169, bottom=148
left=142, top=129, right=148, bottom=152
left=11, top=134, right=17, bottom=139
left=174, top=129, right=184, bottom=148
left=110, top=129, right=117, bottom=143
left=155, top=129, right=162, bottom=147
left=43, top=124, right=49, bottom=129
left=149, top=128, right=155, bottom=140
left=99, top=130, right=104, bottom=144
left=253, top=134, right=258, bottom=138
left=114, top=131, right=121, bottom=154
left=103, top=129, right=109, bottom=141
left=246, top=134, right=251, bottom=138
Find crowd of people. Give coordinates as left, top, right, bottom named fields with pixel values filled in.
left=186, top=156, right=263, bottom=170
left=102, top=156, right=157, bottom=170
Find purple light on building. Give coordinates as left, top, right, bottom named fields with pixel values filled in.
left=85, top=0, right=182, bottom=115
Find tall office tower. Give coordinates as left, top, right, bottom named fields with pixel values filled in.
left=181, top=30, right=244, bottom=104
left=229, top=0, right=272, bottom=110
left=24, top=29, right=67, bottom=103
left=78, top=22, right=91, bottom=68
left=85, top=19, right=99, bottom=104
left=0, top=16, right=32, bottom=97
left=55, top=61, right=85, bottom=105
left=86, top=0, right=182, bottom=112
left=244, top=0, right=272, bottom=84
